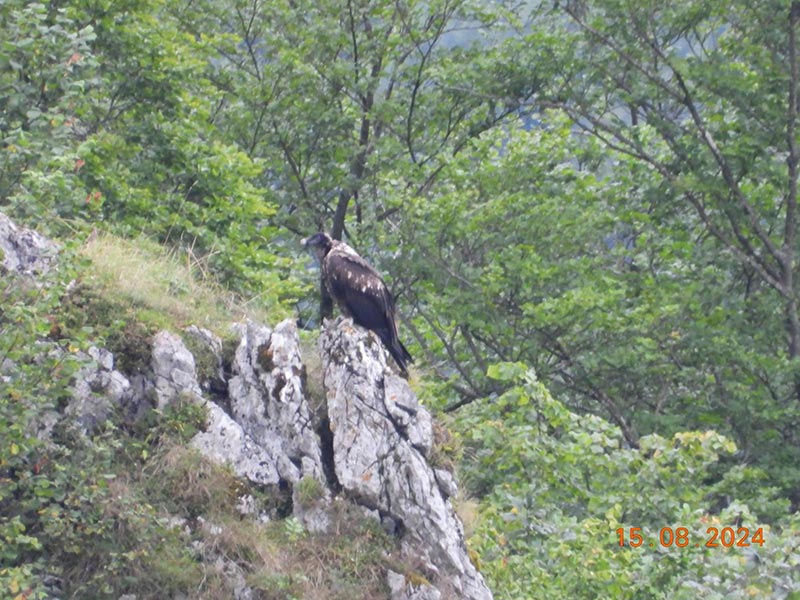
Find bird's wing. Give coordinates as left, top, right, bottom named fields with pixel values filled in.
left=324, top=251, right=395, bottom=331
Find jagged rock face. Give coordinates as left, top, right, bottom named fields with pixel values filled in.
left=152, top=330, right=205, bottom=408
left=229, top=321, right=323, bottom=478
left=0, top=212, right=58, bottom=275
left=388, top=570, right=442, bottom=600
left=150, top=326, right=328, bottom=525
left=184, top=325, right=228, bottom=396
left=321, top=317, right=493, bottom=600
left=191, top=398, right=284, bottom=486
left=2, top=211, right=492, bottom=599
left=147, top=330, right=273, bottom=485
left=218, top=321, right=330, bottom=530
left=228, top=322, right=326, bottom=485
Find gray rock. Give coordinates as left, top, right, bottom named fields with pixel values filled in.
left=149, top=330, right=285, bottom=486
left=191, top=400, right=282, bottom=485
left=235, top=494, right=270, bottom=522
left=0, top=212, right=493, bottom=597
left=387, top=570, right=442, bottom=600
left=184, top=325, right=227, bottom=394
left=230, top=322, right=322, bottom=469
left=194, top=519, right=255, bottom=600
left=321, top=317, right=492, bottom=600
left=0, top=212, right=58, bottom=275
left=151, top=330, right=204, bottom=409
left=434, top=469, right=458, bottom=499
left=121, top=373, right=156, bottom=423
left=228, top=320, right=330, bottom=530
left=215, top=555, right=253, bottom=600
left=89, top=345, right=115, bottom=371
left=68, top=346, right=131, bottom=432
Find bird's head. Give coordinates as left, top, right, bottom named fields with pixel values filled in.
left=301, top=231, right=334, bottom=260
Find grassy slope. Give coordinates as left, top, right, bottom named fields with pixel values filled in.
left=6, top=233, right=404, bottom=599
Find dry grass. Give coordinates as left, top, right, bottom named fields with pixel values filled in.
left=198, top=498, right=395, bottom=600
left=79, top=232, right=269, bottom=335
left=135, top=445, right=396, bottom=599
left=146, top=444, right=245, bottom=518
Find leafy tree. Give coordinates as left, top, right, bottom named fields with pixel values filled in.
left=1, top=0, right=304, bottom=307
left=464, top=365, right=800, bottom=599
left=0, top=1, right=98, bottom=222
left=201, top=0, right=546, bottom=316
left=391, top=0, right=800, bottom=505
left=529, top=0, right=800, bottom=502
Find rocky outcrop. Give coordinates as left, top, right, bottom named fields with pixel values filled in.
left=228, top=321, right=325, bottom=485
left=322, top=318, right=492, bottom=600
left=0, top=212, right=58, bottom=275
left=68, top=346, right=131, bottom=433
left=226, top=320, right=330, bottom=531
left=151, top=325, right=330, bottom=530
left=148, top=330, right=281, bottom=487
left=1, top=212, right=492, bottom=600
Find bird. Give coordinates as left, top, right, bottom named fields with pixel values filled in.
left=302, top=232, right=413, bottom=375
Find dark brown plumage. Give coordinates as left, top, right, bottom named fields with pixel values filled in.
left=302, top=232, right=413, bottom=375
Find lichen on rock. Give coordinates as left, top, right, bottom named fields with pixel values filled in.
left=0, top=212, right=58, bottom=276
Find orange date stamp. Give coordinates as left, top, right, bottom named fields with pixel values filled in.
left=616, top=526, right=765, bottom=548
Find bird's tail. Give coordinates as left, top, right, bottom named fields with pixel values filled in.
left=376, top=329, right=413, bottom=376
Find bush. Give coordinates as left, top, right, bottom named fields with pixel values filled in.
left=460, top=365, right=800, bottom=599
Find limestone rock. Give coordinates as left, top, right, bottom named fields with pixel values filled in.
left=388, top=570, right=442, bottom=600
left=321, top=317, right=492, bottom=600
left=148, top=323, right=330, bottom=529
left=149, top=330, right=281, bottom=485
left=191, top=400, right=282, bottom=485
left=0, top=212, right=58, bottom=275
left=228, top=321, right=325, bottom=482
left=184, top=325, right=227, bottom=396
left=227, top=320, right=330, bottom=530
left=152, top=330, right=203, bottom=409
left=68, top=346, right=131, bottom=433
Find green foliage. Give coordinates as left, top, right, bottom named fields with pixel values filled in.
left=514, top=0, right=800, bottom=498
left=4, top=1, right=800, bottom=598
left=0, top=2, right=99, bottom=223
left=462, top=366, right=800, bottom=599
left=0, top=254, right=221, bottom=598
left=283, top=516, right=307, bottom=543
left=0, top=251, right=89, bottom=598
left=294, top=475, right=325, bottom=509
left=396, top=95, right=800, bottom=501
left=0, top=253, right=167, bottom=597
left=0, top=0, right=305, bottom=310
left=200, top=0, right=541, bottom=289
left=395, top=115, right=624, bottom=401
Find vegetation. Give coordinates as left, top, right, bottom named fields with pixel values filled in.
left=465, top=364, right=800, bottom=599
left=2, top=0, right=800, bottom=598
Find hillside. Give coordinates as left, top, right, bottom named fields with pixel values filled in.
left=4, top=1, right=800, bottom=598
left=2, top=214, right=799, bottom=599
left=1, top=213, right=491, bottom=599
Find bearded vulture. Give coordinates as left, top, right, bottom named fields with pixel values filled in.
left=302, top=232, right=413, bottom=375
